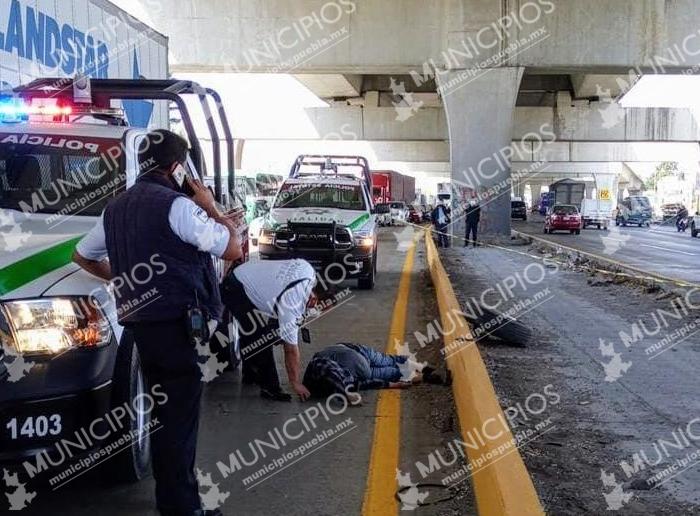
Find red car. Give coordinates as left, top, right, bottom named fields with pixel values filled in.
left=544, top=204, right=582, bottom=234
left=407, top=205, right=422, bottom=224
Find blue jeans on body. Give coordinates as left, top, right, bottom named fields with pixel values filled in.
left=344, top=343, right=407, bottom=383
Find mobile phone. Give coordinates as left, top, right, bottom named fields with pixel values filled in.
left=172, top=163, right=196, bottom=196
left=172, top=163, right=186, bottom=188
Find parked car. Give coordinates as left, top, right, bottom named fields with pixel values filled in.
left=390, top=201, right=408, bottom=225
left=511, top=200, right=527, bottom=220
left=375, top=202, right=392, bottom=226
left=544, top=204, right=582, bottom=234
left=407, top=205, right=422, bottom=224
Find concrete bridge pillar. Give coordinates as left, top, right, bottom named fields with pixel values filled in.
left=438, top=67, right=524, bottom=239
left=530, top=183, right=542, bottom=207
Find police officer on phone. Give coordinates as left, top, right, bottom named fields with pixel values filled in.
left=73, top=129, right=242, bottom=516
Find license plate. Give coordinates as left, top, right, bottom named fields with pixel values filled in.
left=5, top=414, right=63, bottom=441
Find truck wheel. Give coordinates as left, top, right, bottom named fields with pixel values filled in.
left=106, top=331, right=152, bottom=483
left=213, top=309, right=240, bottom=372
left=358, top=251, right=377, bottom=290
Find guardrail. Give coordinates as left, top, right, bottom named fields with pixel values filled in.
left=425, top=230, right=544, bottom=516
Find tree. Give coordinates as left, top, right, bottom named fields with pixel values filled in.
left=645, top=162, right=679, bottom=191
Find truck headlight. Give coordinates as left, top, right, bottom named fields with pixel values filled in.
left=259, top=229, right=275, bottom=245
left=354, top=232, right=374, bottom=247
left=2, top=298, right=112, bottom=355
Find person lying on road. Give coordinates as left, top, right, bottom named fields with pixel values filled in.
left=303, top=343, right=447, bottom=404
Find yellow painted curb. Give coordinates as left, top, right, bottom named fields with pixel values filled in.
left=362, top=240, right=417, bottom=515
left=425, top=231, right=544, bottom=516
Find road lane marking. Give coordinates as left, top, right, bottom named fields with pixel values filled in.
left=512, top=230, right=700, bottom=288
left=640, top=243, right=697, bottom=256
left=361, top=239, right=417, bottom=516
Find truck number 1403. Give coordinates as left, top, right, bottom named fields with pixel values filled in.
left=6, top=415, right=62, bottom=440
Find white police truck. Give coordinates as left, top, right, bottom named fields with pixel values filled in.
left=258, top=155, right=378, bottom=289
left=0, top=78, right=244, bottom=490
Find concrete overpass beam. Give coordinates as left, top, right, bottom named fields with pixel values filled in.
left=438, top=67, right=524, bottom=237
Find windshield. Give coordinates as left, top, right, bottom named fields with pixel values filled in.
left=630, top=197, right=651, bottom=210
left=390, top=202, right=404, bottom=209
left=512, top=201, right=526, bottom=207
left=553, top=205, right=578, bottom=215
left=274, top=182, right=366, bottom=210
left=0, top=134, right=124, bottom=217
left=375, top=203, right=390, bottom=213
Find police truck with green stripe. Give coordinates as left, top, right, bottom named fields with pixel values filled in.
left=0, top=78, right=243, bottom=486
left=258, top=155, right=378, bottom=289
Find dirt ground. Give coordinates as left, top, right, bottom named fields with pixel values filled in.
left=439, top=241, right=700, bottom=515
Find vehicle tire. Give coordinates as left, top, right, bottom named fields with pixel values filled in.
left=523, top=216, right=527, bottom=221
left=638, top=223, right=643, bottom=228
left=575, top=229, right=581, bottom=235
left=358, top=251, right=376, bottom=290
left=106, top=331, right=152, bottom=483
left=622, top=220, right=627, bottom=227
left=212, top=309, right=241, bottom=372
left=570, top=230, right=574, bottom=234
left=692, top=223, right=698, bottom=238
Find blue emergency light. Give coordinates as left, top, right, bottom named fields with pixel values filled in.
left=0, top=97, right=73, bottom=123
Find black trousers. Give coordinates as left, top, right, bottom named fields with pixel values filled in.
left=466, top=221, right=478, bottom=246
left=131, top=319, right=202, bottom=516
left=435, top=224, right=449, bottom=247
left=220, top=274, right=282, bottom=391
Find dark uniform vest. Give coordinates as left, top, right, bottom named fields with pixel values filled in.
left=103, top=173, right=222, bottom=324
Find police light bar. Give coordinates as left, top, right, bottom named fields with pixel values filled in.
left=0, top=97, right=123, bottom=123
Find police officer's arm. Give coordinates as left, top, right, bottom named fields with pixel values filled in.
left=283, top=344, right=310, bottom=401
left=73, top=217, right=112, bottom=281
left=186, top=177, right=243, bottom=261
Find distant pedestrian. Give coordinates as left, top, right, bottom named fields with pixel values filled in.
left=465, top=198, right=481, bottom=247
left=431, top=200, right=451, bottom=248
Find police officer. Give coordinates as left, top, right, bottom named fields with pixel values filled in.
left=464, top=198, right=481, bottom=247
left=221, top=259, right=318, bottom=402
left=73, top=129, right=242, bottom=516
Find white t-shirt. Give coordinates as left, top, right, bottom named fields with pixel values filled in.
left=233, top=259, right=316, bottom=346
left=76, top=197, right=230, bottom=261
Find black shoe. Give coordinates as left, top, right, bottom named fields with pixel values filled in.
left=260, top=388, right=292, bottom=402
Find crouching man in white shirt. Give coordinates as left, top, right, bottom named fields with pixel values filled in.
left=222, top=259, right=321, bottom=401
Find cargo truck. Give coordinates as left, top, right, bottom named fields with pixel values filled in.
left=371, top=170, right=416, bottom=204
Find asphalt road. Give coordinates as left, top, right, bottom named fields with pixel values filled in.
left=15, top=226, right=464, bottom=516
left=442, top=245, right=700, bottom=513
left=513, top=216, right=700, bottom=285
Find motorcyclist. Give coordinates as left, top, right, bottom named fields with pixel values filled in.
left=676, top=205, right=689, bottom=231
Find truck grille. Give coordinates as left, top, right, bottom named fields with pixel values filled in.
left=279, top=222, right=353, bottom=250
